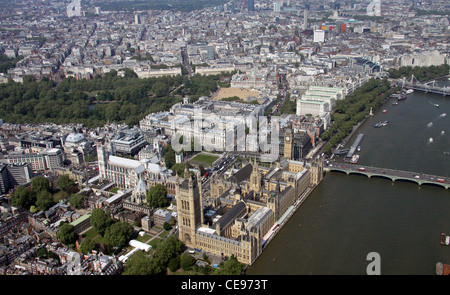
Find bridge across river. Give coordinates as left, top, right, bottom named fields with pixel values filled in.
left=390, top=77, right=450, bottom=96
left=325, top=163, right=449, bottom=189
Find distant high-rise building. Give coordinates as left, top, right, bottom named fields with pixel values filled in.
left=274, top=2, right=281, bottom=12
left=247, top=0, right=255, bottom=11
left=303, top=9, right=309, bottom=30
left=0, top=163, right=33, bottom=194
left=135, top=14, right=141, bottom=25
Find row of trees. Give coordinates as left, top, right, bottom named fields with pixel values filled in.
left=321, top=78, right=398, bottom=155
left=279, top=93, right=296, bottom=114
left=123, top=235, right=244, bottom=275
left=0, top=70, right=230, bottom=128
left=388, top=64, right=450, bottom=82
left=123, top=235, right=184, bottom=275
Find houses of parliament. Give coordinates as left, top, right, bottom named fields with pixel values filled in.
left=96, top=128, right=324, bottom=265
left=175, top=154, right=324, bottom=265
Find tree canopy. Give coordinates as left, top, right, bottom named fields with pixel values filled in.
left=0, top=71, right=230, bottom=128
left=57, top=175, right=76, bottom=193
left=180, top=252, right=196, bottom=270
left=320, top=78, right=397, bottom=155
left=388, top=64, right=450, bottom=82
left=57, top=223, right=77, bottom=245
left=11, top=186, right=36, bottom=210
left=213, top=255, right=245, bottom=275
left=79, top=238, right=97, bottom=254
left=90, top=208, right=113, bottom=236
left=31, top=176, right=50, bottom=193
left=104, top=221, right=134, bottom=250
left=68, top=194, right=85, bottom=209
left=146, top=184, right=168, bottom=208
left=123, top=235, right=184, bottom=275
left=36, top=190, right=55, bottom=211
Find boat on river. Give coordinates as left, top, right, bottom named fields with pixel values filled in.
left=398, top=94, right=407, bottom=100
left=374, top=121, right=389, bottom=128
left=350, top=154, right=359, bottom=164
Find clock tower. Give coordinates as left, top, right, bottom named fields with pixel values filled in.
left=284, top=128, right=293, bottom=159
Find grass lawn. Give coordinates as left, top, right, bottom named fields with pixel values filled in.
left=190, top=153, right=219, bottom=167
left=135, top=233, right=152, bottom=243
left=158, top=230, right=170, bottom=238
left=148, top=238, right=163, bottom=248
left=82, top=227, right=106, bottom=244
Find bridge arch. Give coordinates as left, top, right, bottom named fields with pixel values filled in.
left=386, top=178, right=420, bottom=186
left=325, top=164, right=448, bottom=189
left=328, top=169, right=349, bottom=175
left=347, top=171, right=370, bottom=178
left=420, top=182, right=448, bottom=190
left=366, top=174, right=395, bottom=182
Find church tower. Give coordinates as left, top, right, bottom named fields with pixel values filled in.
left=97, top=137, right=116, bottom=182
left=175, top=168, right=203, bottom=248
left=96, top=137, right=116, bottom=180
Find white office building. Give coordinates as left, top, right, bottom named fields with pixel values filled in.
left=313, top=30, right=325, bottom=43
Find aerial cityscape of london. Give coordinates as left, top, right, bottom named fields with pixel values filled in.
left=0, top=0, right=449, bottom=284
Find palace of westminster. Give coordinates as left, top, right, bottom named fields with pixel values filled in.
left=97, top=130, right=324, bottom=265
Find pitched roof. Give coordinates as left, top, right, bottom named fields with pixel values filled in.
left=228, top=163, right=253, bottom=184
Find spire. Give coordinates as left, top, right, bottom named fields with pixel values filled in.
left=184, top=164, right=189, bottom=179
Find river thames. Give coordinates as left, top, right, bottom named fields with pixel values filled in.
left=247, top=78, right=450, bottom=275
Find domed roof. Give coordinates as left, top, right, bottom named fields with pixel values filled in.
left=65, top=132, right=85, bottom=143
